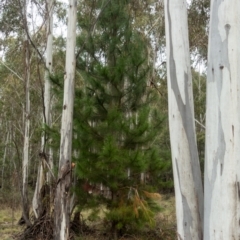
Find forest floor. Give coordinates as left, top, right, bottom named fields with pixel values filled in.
left=0, top=194, right=176, bottom=240
left=0, top=206, right=22, bottom=240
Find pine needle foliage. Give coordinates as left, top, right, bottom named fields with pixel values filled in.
left=72, top=0, right=169, bottom=236
left=49, top=0, right=171, bottom=237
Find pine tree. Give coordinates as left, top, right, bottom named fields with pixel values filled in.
left=72, top=0, right=166, bottom=237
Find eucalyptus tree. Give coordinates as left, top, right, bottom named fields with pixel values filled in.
left=0, top=0, right=54, bottom=225
left=164, top=0, right=203, bottom=239
left=53, top=0, right=77, bottom=239
left=19, top=0, right=32, bottom=226
left=188, top=0, right=210, bottom=61
left=32, top=0, right=54, bottom=219
left=0, top=39, right=29, bottom=198
left=204, top=0, right=240, bottom=239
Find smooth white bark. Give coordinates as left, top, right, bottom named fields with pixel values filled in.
left=32, top=0, right=54, bottom=218
left=204, top=1, right=240, bottom=239
left=44, top=0, right=54, bottom=128
left=20, top=0, right=31, bottom=225
left=54, top=1, right=77, bottom=239
left=32, top=162, right=44, bottom=218
left=164, top=0, right=203, bottom=239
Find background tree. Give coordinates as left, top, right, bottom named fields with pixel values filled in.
left=188, top=0, right=210, bottom=61
left=0, top=0, right=63, bottom=228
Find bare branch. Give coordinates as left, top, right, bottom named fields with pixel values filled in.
left=0, top=59, right=24, bottom=81
left=195, top=119, right=205, bottom=129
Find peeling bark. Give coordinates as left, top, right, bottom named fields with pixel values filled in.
left=164, top=1, right=203, bottom=239
left=53, top=0, right=77, bottom=239
left=32, top=0, right=54, bottom=219
left=204, top=1, right=240, bottom=239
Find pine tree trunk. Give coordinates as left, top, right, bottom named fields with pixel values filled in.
left=32, top=0, right=54, bottom=219
left=204, top=1, right=240, bottom=239
left=53, top=0, right=77, bottom=239
left=164, top=0, right=203, bottom=239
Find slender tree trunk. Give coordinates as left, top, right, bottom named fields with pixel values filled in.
left=32, top=0, right=54, bottom=219
left=164, top=0, right=203, bottom=239
left=21, top=37, right=31, bottom=226
left=19, top=0, right=31, bottom=226
left=44, top=0, right=53, bottom=131
left=204, top=1, right=240, bottom=239
left=45, top=0, right=54, bottom=184
left=54, top=0, right=77, bottom=239
left=32, top=160, right=44, bottom=218
left=1, top=130, right=9, bottom=190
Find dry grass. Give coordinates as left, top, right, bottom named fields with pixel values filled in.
left=155, top=194, right=176, bottom=239
left=0, top=195, right=176, bottom=240
left=75, top=194, right=177, bottom=240
left=0, top=206, right=22, bottom=240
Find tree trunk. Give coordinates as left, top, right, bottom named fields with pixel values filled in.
left=20, top=39, right=31, bottom=226
left=32, top=0, right=54, bottom=219
left=1, top=130, right=9, bottom=190
left=164, top=0, right=203, bottom=239
left=44, top=0, right=54, bottom=185
left=32, top=161, right=44, bottom=218
left=53, top=0, right=77, bottom=239
left=204, top=1, right=240, bottom=239
left=19, top=0, right=31, bottom=226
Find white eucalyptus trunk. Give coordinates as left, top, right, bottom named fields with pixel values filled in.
left=44, top=0, right=54, bottom=178
left=164, top=0, right=203, bottom=239
left=32, top=0, right=54, bottom=219
left=22, top=38, right=31, bottom=225
left=204, top=1, right=240, bottom=239
left=20, top=0, right=31, bottom=226
left=54, top=0, right=77, bottom=239
left=44, top=0, right=53, bottom=127
left=32, top=162, right=44, bottom=218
